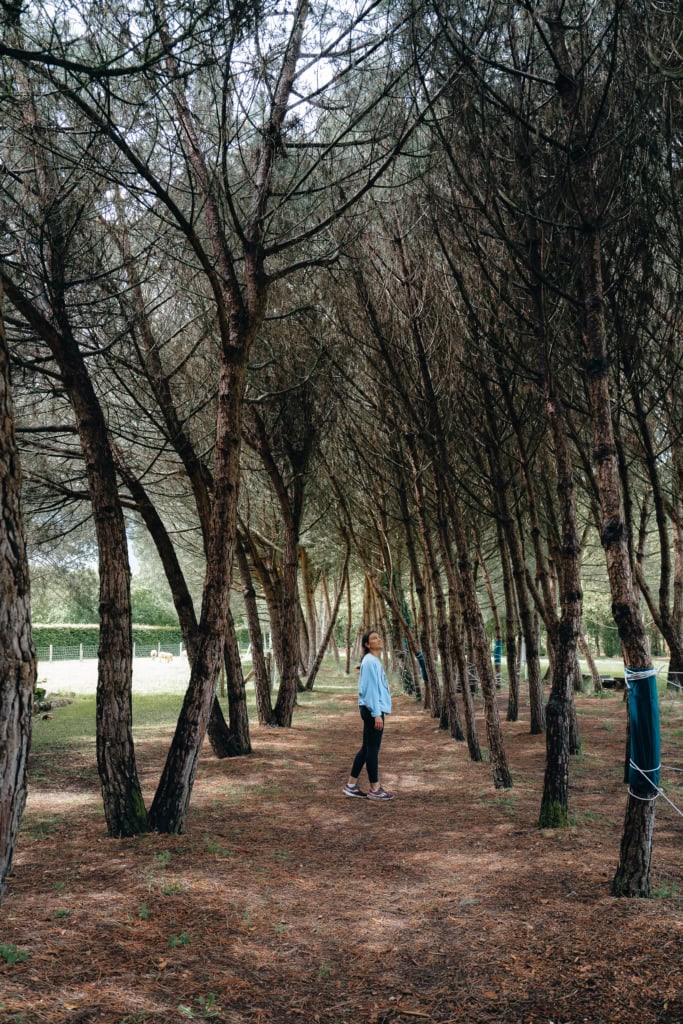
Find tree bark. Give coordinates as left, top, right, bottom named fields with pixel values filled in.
left=305, top=543, right=350, bottom=691
left=0, top=283, right=37, bottom=902
left=497, top=519, right=520, bottom=722
left=345, top=567, right=352, bottom=676
left=1, top=272, right=147, bottom=837
left=148, top=357, right=248, bottom=832
left=236, top=534, right=272, bottom=725
left=546, top=6, right=658, bottom=892
left=207, top=609, right=251, bottom=757
left=485, top=437, right=545, bottom=734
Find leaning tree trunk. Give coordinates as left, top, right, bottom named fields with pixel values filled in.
left=396, top=451, right=441, bottom=714
left=0, top=44, right=147, bottom=840
left=496, top=519, right=520, bottom=721
left=449, top=500, right=512, bottom=788
left=305, top=543, right=351, bottom=691
left=0, top=285, right=37, bottom=903
left=300, top=546, right=318, bottom=672
left=207, top=609, right=252, bottom=757
left=321, top=574, right=340, bottom=664
left=547, top=8, right=659, bottom=894
left=495, top=476, right=546, bottom=734
left=578, top=632, right=602, bottom=693
left=272, top=520, right=303, bottom=726
left=476, top=535, right=503, bottom=689
left=483, top=432, right=545, bottom=735
left=113, top=448, right=249, bottom=760
left=149, top=357, right=247, bottom=833
left=2, top=274, right=147, bottom=842
left=344, top=568, right=353, bottom=676
left=57, top=341, right=146, bottom=834
left=448, top=590, right=481, bottom=760
left=236, top=535, right=272, bottom=725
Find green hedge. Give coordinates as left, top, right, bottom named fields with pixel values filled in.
left=32, top=623, right=251, bottom=656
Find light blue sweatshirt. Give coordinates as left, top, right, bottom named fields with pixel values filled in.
left=358, top=653, right=392, bottom=718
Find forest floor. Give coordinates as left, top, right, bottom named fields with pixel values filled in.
left=2, top=673, right=682, bottom=1024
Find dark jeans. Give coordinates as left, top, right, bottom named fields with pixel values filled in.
left=350, top=706, right=384, bottom=785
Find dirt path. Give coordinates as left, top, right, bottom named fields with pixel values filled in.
left=2, top=686, right=682, bottom=1023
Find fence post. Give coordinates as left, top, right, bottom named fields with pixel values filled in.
left=49, top=643, right=53, bottom=662
left=79, top=643, right=83, bottom=662
left=179, top=642, right=182, bottom=657
left=133, top=642, right=136, bottom=660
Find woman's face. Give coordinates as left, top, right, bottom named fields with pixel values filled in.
left=367, top=632, right=383, bottom=656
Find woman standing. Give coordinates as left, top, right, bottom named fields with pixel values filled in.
left=343, top=629, right=395, bottom=800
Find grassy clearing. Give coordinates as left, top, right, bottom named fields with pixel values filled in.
left=30, top=662, right=358, bottom=754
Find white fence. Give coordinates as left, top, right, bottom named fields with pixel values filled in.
left=35, top=642, right=187, bottom=662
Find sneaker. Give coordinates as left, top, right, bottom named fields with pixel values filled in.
left=367, top=786, right=395, bottom=801
left=343, top=783, right=367, bottom=798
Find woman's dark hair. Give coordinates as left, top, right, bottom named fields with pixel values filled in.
left=361, top=629, right=376, bottom=657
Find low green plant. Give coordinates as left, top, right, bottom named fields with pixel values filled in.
left=197, top=993, right=219, bottom=1016
left=153, top=850, right=171, bottom=867
left=161, top=882, right=186, bottom=896
left=496, top=794, right=517, bottom=815
left=178, top=997, right=220, bottom=1020
left=53, top=880, right=66, bottom=892
left=21, top=814, right=60, bottom=840
left=138, top=903, right=150, bottom=920
left=54, top=908, right=72, bottom=919
left=274, top=923, right=286, bottom=935
left=203, top=836, right=231, bottom=857
left=0, top=943, right=28, bottom=964
left=652, top=881, right=679, bottom=899
left=317, top=963, right=332, bottom=979
left=168, top=932, right=190, bottom=948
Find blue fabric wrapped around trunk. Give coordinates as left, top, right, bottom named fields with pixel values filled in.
left=625, top=666, right=661, bottom=796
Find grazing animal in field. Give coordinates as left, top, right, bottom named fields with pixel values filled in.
left=159, top=651, right=173, bottom=663
left=150, top=650, right=158, bottom=659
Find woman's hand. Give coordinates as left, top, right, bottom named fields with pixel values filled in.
left=374, top=716, right=384, bottom=731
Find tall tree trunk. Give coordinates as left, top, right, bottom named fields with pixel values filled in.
left=321, top=574, right=340, bottom=664
left=300, top=547, right=318, bottom=671
left=305, top=543, right=350, bottom=691
left=497, top=519, right=520, bottom=722
left=0, top=284, right=37, bottom=902
left=395, top=459, right=440, bottom=712
left=449, top=589, right=481, bottom=760
left=578, top=632, right=602, bottom=694
left=272, top=522, right=303, bottom=726
left=114, top=448, right=249, bottom=759
left=547, top=7, right=658, bottom=893
left=149, top=357, right=247, bottom=833
left=345, top=567, right=352, bottom=676
left=485, top=439, right=545, bottom=734
left=236, top=535, right=272, bottom=725
left=207, top=609, right=251, bottom=757
left=116, top=226, right=246, bottom=754
left=476, top=534, right=503, bottom=689
left=242, top=527, right=285, bottom=682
